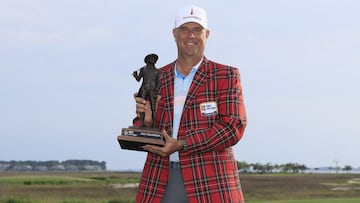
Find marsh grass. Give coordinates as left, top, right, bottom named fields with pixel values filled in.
left=241, top=173, right=360, bottom=202
left=1, top=197, right=134, bottom=203
left=0, top=172, right=359, bottom=203
left=0, top=176, right=93, bottom=186
left=250, top=199, right=360, bottom=203
left=0, top=172, right=139, bottom=203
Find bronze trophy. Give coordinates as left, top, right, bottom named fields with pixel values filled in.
left=117, top=54, right=164, bottom=151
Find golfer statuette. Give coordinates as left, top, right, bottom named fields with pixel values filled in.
left=118, top=54, right=164, bottom=151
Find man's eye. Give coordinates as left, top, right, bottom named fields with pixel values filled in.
left=180, top=28, right=189, bottom=32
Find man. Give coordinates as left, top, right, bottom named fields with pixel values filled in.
left=134, top=5, right=247, bottom=203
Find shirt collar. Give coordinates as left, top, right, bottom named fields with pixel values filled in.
left=174, top=59, right=202, bottom=79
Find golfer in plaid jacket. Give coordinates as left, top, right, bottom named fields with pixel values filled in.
left=134, top=5, right=247, bottom=203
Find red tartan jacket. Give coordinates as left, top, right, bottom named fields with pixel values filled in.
left=135, top=57, right=247, bottom=203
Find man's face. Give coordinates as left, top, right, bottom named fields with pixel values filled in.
left=173, top=22, right=209, bottom=58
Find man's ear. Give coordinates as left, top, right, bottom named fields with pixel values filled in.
left=172, top=28, right=177, bottom=39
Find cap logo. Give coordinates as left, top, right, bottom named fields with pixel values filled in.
left=175, top=5, right=207, bottom=29
left=183, top=7, right=201, bottom=21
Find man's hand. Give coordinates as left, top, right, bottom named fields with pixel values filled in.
left=142, top=130, right=183, bottom=157
left=134, top=93, right=161, bottom=127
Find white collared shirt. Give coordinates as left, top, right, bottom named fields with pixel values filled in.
left=170, top=59, right=202, bottom=162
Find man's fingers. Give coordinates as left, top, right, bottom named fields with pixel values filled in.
left=162, top=130, right=171, bottom=140
left=136, top=102, right=147, bottom=111
left=134, top=92, right=146, bottom=104
left=135, top=98, right=146, bottom=104
left=143, top=145, right=166, bottom=157
left=157, top=95, right=161, bottom=102
left=134, top=93, right=148, bottom=114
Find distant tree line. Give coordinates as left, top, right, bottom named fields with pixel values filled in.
left=319, top=165, right=354, bottom=174
left=236, top=161, right=357, bottom=174
left=237, top=161, right=308, bottom=173
left=0, top=160, right=106, bottom=172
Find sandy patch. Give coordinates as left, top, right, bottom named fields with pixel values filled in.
left=109, top=183, right=139, bottom=188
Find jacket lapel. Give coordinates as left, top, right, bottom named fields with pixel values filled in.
left=183, top=60, right=209, bottom=112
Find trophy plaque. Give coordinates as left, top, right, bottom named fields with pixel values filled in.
left=118, top=127, right=164, bottom=151
left=117, top=54, right=164, bottom=151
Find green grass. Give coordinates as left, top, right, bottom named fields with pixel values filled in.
left=0, top=176, right=93, bottom=185
left=0, top=172, right=359, bottom=203
left=0, top=197, right=134, bottom=203
left=249, top=198, right=360, bottom=203
left=0, top=172, right=140, bottom=203
left=0, top=173, right=140, bottom=186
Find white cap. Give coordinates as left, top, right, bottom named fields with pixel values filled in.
left=175, top=5, right=208, bottom=29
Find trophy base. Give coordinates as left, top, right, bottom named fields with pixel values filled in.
left=118, top=127, right=164, bottom=152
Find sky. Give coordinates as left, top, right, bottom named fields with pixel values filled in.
left=1, top=0, right=359, bottom=171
